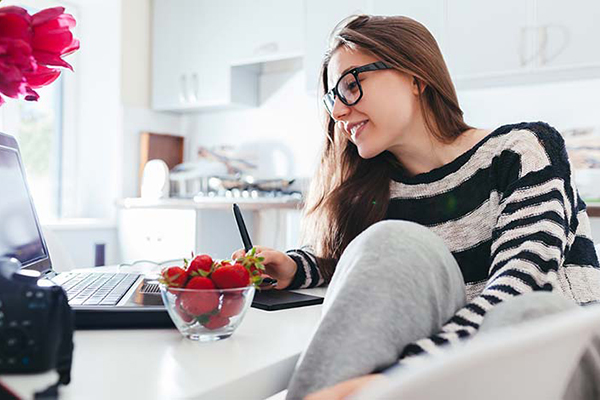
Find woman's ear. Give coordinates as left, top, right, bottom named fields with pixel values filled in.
left=412, top=77, right=426, bottom=95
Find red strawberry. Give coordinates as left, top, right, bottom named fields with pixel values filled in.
left=159, top=266, right=188, bottom=288
left=202, top=314, right=230, bottom=330
left=186, top=276, right=215, bottom=290
left=179, top=277, right=219, bottom=316
left=211, top=263, right=250, bottom=289
left=175, top=296, right=194, bottom=323
left=219, top=293, right=245, bottom=318
left=188, top=254, right=213, bottom=277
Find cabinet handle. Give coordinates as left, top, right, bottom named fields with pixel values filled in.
left=179, top=74, right=188, bottom=103
left=540, top=24, right=570, bottom=66
left=519, top=26, right=537, bottom=67
left=190, top=73, right=199, bottom=102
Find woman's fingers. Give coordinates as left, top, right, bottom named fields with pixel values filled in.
left=231, top=245, right=273, bottom=261
left=230, top=249, right=246, bottom=260
left=255, top=250, right=282, bottom=272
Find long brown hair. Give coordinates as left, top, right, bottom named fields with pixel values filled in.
left=300, top=15, right=472, bottom=282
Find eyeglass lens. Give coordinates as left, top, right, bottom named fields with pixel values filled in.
left=324, top=73, right=361, bottom=115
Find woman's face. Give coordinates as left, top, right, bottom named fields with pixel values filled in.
left=327, top=47, right=422, bottom=159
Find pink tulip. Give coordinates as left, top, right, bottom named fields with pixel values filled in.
left=0, top=6, right=32, bottom=42
left=31, top=7, right=80, bottom=70
left=0, top=5, right=78, bottom=105
left=0, top=6, right=34, bottom=104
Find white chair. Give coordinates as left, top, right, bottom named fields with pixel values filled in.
left=352, top=304, right=600, bottom=400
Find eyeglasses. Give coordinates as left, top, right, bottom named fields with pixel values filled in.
left=323, top=61, right=392, bottom=116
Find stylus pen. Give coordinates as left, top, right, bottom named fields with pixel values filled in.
left=233, top=203, right=253, bottom=252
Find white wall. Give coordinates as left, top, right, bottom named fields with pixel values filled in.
left=65, top=0, right=182, bottom=215
left=46, top=0, right=179, bottom=267
left=458, top=78, right=600, bottom=133
left=120, top=0, right=182, bottom=199
left=73, top=0, right=122, bottom=219
left=184, top=66, right=324, bottom=179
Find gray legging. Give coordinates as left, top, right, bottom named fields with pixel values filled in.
left=285, top=220, right=600, bottom=400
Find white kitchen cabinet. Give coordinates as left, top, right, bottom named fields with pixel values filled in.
left=227, top=0, right=304, bottom=64
left=535, top=0, right=600, bottom=69
left=445, top=0, right=531, bottom=78
left=118, top=208, right=248, bottom=263
left=119, top=208, right=197, bottom=263
left=117, top=200, right=302, bottom=263
left=447, top=0, right=600, bottom=88
left=152, top=0, right=305, bottom=112
left=151, top=0, right=194, bottom=111
left=304, top=0, right=600, bottom=93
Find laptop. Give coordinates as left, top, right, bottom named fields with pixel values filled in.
left=0, top=132, right=173, bottom=329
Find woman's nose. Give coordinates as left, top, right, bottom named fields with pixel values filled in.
left=331, top=98, right=351, bottom=121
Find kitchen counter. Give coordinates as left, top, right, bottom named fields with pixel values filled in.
left=116, top=197, right=304, bottom=262
left=116, top=196, right=304, bottom=211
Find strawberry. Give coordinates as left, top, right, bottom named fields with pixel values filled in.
left=179, top=277, right=219, bottom=316
left=211, top=263, right=250, bottom=289
left=188, top=254, right=213, bottom=278
left=202, top=314, right=230, bottom=330
left=159, top=266, right=188, bottom=288
left=219, top=293, right=245, bottom=318
left=175, top=296, right=194, bottom=323
left=186, top=276, right=216, bottom=290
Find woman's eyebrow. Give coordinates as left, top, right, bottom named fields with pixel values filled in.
left=330, top=65, right=358, bottom=86
left=341, top=65, right=358, bottom=75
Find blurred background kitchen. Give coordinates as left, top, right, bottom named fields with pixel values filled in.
left=1, top=0, right=600, bottom=270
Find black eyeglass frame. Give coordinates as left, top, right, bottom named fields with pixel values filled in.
left=323, top=61, right=392, bottom=115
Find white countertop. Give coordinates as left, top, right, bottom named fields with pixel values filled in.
left=116, top=197, right=304, bottom=211
left=1, top=285, right=326, bottom=400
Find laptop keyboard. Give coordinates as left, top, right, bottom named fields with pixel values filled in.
left=56, top=272, right=141, bottom=306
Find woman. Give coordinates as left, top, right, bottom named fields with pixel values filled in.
left=232, top=15, right=600, bottom=400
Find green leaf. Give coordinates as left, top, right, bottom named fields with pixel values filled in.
left=199, top=270, right=210, bottom=278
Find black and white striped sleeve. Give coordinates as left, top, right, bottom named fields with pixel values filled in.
left=398, top=123, right=579, bottom=362
left=285, top=246, right=326, bottom=289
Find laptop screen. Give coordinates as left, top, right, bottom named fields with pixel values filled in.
left=0, top=134, right=50, bottom=272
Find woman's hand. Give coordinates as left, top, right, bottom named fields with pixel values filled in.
left=230, top=246, right=297, bottom=290
left=304, top=374, right=386, bottom=400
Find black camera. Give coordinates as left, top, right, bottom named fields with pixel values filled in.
left=0, top=258, right=74, bottom=386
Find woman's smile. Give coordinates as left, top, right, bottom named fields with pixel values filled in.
left=347, top=119, right=369, bottom=141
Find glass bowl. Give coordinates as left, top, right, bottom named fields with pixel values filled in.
left=160, top=284, right=255, bottom=342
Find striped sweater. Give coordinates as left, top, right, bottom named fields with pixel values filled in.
left=285, top=121, right=600, bottom=361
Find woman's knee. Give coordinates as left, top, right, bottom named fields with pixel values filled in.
left=339, top=220, right=462, bottom=286
left=480, top=291, right=578, bottom=333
